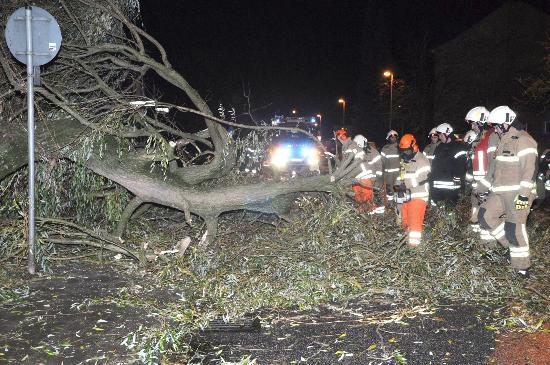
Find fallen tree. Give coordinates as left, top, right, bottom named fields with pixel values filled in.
left=0, top=0, right=359, bottom=253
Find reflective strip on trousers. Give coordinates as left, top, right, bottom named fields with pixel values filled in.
left=521, top=224, right=529, bottom=245
left=480, top=229, right=495, bottom=241
left=491, top=222, right=505, bottom=239
left=510, top=246, right=530, bottom=258
left=409, top=230, right=421, bottom=245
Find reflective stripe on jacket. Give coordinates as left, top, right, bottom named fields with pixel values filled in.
left=422, top=142, right=439, bottom=163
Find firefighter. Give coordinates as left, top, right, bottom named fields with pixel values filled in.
left=464, top=106, right=500, bottom=233
left=381, top=130, right=400, bottom=202
left=352, top=134, right=383, bottom=212
left=429, top=123, right=468, bottom=205
left=335, top=130, right=371, bottom=210
left=395, top=134, right=431, bottom=247
left=478, top=106, right=538, bottom=278
left=463, top=130, right=478, bottom=186
left=422, top=128, right=439, bottom=164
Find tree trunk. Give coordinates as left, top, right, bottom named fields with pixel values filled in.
left=1, top=118, right=338, bottom=242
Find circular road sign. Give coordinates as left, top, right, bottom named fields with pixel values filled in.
left=5, top=6, right=62, bottom=66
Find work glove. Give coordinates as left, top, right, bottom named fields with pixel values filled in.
left=514, top=195, right=529, bottom=210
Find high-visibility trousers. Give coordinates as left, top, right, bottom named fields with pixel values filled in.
left=352, top=178, right=374, bottom=204
left=401, top=199, right=427, bottom=246
left=478, top=192, right=533, bottom=270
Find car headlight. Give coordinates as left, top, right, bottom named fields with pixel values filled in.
left=300, top=146, right=319, bottom=166
left=271, top=146, right=291, bottom=169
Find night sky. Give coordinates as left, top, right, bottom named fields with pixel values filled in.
left=139, top=0, right=550, bottom=137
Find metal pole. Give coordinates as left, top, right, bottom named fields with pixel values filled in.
left=389, top=74, right=393, bottom=130
left=25, top=6, right=36, bottom=275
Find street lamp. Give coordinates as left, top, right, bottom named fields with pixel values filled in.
left=383, top=70, right=393, bottom=130
left=316, top=113, right=322, bottom=125
left=292, top=109, right=297, bottom=115
left=338, top=98, right=346, bottom=125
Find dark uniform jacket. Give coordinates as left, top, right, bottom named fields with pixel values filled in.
left=430, top=141, right=468, bottom=191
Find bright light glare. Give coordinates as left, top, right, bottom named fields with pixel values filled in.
left=383, top=70, right=392, bottom=77
left=271, top=146, right=291, bottom=169
left=301, top=146, right=319, bottom=167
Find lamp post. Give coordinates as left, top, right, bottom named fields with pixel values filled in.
left=316, top=113, right=322, bottom=126
left=383, top=70, right=393, bottom=130
left=292, top=109, right=297, bottom=115
left=338, top=98, right=346, bottom=125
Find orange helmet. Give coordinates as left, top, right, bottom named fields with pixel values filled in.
left=399, top=134, right=418, bottom=153
left=335, top=128, right=348, bottom=139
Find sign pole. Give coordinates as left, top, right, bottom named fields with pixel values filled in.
left=25, top=6, right=36, bottom=275
left=5, top=5, right=62, bottom=274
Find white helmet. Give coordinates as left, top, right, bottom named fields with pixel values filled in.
left=428, top=128, right=437, bottom=137
left=386, top=130, right=398, bottom=140
left=463, top=130, right=478, bottom=144
left=353, top=134, right=368, bottom=148
left=465, top=106, right=489, bottom=123
left=488, top=105, right=516, bottom=125
left=435, top=123, right=453, bottom=135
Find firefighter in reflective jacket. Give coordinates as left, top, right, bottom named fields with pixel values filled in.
left=422, top=128, right=439, bottom=164
left=395, top=134, right=431, bottom=247
left=336, top=130, right=374, bottom=210
left=351, top=134, right=383, bottom=212
left=429, top=123, right=468, bottom=204
left=381, top=130, right=400, bottom=202
left=478, top=106, right=538, bottom=278
left=464, top=106, right=500, bottom=232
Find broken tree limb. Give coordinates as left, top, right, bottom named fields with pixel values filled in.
left=114, top=196, right=145, bottom=238
left=46, top=238, right=139, bottom=260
